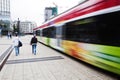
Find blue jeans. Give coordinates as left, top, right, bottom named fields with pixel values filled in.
left=14, top=46, right=19, bottom=56
left=32, top=44, right=36, bottom=55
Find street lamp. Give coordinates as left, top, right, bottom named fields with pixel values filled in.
left=17, top=18, right=20, bottom=34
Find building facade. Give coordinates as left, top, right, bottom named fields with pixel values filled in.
left=13, top=21, right=37, bottom=34
left=20, top=21, right=37, bottom=34
left=0, top=0, right=10, bottom=17
left=0, top=0, right=11, bottom=34
left=44, top=7, right=57, bottom=21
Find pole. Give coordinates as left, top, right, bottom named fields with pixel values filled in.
left=17, top=18, right=20, bottom=34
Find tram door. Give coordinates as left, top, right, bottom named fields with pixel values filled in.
left=56, top=25, right=62, bottom=47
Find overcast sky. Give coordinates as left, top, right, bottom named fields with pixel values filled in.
left=10, top=0, right=82, bottom=26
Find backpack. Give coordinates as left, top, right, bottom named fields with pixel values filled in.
left=18, top=41, right=22, bottom=47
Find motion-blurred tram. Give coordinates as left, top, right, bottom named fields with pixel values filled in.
left=34, top=0, right=120, bottom=75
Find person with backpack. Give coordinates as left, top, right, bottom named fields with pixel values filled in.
left=30, top=34, right=38, bottom=55
left=12, top=34, right=20, bottom=56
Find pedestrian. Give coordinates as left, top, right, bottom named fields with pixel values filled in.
left=12, top=34, right=20, bottom=56
left=30, top=34, right=38, bottom=55
left=7, top=31, right=10, bottom=39
left=9, top=32, right=12, bottom=39
left=15, top=32, right=18, bottom=36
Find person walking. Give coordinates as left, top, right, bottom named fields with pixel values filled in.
left=9, top=32, right=12, bottom=39
left=30, top=34, right=38, bottom=55
left=7, top=31, right=10, bottom=39
left=12, top=34, right=20, bottom=56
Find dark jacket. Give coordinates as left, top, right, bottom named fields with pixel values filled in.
left=30, top=36, right=38, bottom=45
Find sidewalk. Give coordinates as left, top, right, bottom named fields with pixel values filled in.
left=0, top=36, right=13, bottom=56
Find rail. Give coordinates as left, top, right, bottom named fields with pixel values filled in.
left=0, top=45, right=13, bottom=71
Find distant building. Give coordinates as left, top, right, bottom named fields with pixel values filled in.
left=44, top=7, right=58, bottom=21
left=0, top=0, right=11, bottom=34
left=0, top=0, right=10, bottom=17
left=13, top=21, right=37, bottom=34
left=20, top=21, right=37, bottom=34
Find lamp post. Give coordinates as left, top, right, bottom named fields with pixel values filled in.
left=0, top=26, right=2, bottom=37
left=17, top=18, right=20, bottom=34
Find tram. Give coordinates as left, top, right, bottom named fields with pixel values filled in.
left=34, top=0, right=120, bottom=75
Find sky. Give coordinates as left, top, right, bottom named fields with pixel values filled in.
left=10, top=0, right=82, bottom=26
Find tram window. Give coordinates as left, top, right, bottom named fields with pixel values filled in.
left=63, top=11, right=120, bottom=46
left=36, top=30, right=40, bottom=36
left=43, top=28, right=47, bottom=37
left=42, top=27, right=56, bottom=38
left=49, top=27, right=56, bottom=38
left=64, top=18, right=100, bottom=43
left=97, top=11, right=120, bottom=46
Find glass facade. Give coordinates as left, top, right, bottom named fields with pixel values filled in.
left=0, top=0, right=10, bottom=16
left=44, top=7, right=58, bottom=21
left=0, top=0, right=11, bottom=34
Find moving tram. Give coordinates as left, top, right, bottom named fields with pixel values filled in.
left=34, top=0, right=120, bottom=75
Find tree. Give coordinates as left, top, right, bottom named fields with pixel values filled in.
left=13, top=24, right=18, bottom=32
